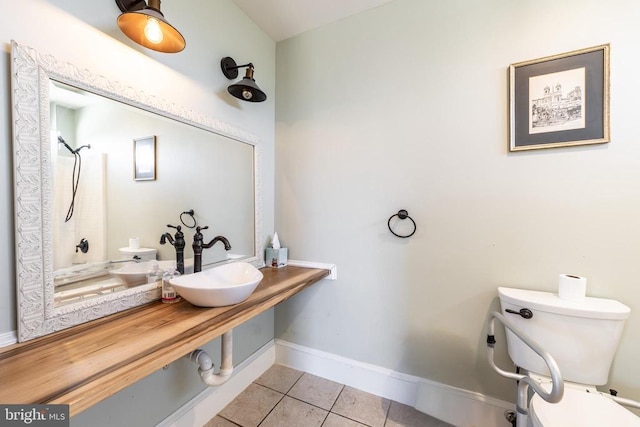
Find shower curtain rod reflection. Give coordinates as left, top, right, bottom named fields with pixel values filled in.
left=57, top=136, right=90, bottom=222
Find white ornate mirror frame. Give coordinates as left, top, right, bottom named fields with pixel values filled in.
left=11, top=40, right=264, bottom=342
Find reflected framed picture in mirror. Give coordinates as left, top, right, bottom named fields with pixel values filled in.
left=134, top=136, right=156, bottom=180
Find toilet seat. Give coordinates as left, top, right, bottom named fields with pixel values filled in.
left=530, top=387, right=640, bottom=426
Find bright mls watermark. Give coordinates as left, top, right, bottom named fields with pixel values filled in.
left=0, top=405, right=69, bottom=426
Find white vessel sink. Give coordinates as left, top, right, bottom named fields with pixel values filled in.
left=110, top=260, right=175, bottom=287
left=169, top=262, right=263, bottom=307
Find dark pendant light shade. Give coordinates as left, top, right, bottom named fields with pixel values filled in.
left=221, top=57, right=267, bottom=103
left=116, top=0, right=185, bottom=53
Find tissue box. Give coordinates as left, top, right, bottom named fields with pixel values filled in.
left=265, top=248, right=288, bottom=268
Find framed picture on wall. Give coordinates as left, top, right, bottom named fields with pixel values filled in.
left=509, top=44, right=610, bottom=152
left=133, top=136, right=156, bottom=181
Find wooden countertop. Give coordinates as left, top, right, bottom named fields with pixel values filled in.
left=0, top=266, right=329, bottom=415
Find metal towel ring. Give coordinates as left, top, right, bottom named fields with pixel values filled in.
left=387, top=209, right=416, bottom=238
left=180, top=209, right=197, bottom=229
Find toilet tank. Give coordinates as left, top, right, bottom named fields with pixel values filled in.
left=118, top=247, right=157, bottom=262
left=498, top=287, right=630, bottom=385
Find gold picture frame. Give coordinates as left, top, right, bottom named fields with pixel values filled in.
left=509, top=44, right=610, bottom=152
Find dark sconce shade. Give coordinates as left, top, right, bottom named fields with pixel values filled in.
left=221, top=57, right=267, bottom=103
left=115, top=0, right=185, bottom=53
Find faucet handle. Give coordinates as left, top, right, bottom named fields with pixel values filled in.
left=195, top=225, right=208, bottom=238
left=194, top=225, right=209, bottom=245
left=168, top=224, right=184, bottom=240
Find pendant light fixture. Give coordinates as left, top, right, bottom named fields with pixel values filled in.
left=115, top=0, right=185, bottom=53
left=221, top=57, right=267, bottom=103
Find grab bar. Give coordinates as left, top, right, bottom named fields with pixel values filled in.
left=603, top=393, right=640, bottom=410
left=486, top=311, right=564, bottom=426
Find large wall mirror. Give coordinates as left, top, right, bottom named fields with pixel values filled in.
left=11, top=41, right=263, bottom=342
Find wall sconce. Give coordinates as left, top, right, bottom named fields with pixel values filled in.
left=220, top=57, right=267, bottom=103
left=115, top=0, right=185, bottom=53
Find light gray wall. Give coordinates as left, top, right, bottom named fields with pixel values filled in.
left=0, top=0, right=276, bottom=424
left=275, top=0, right=640, bottom=404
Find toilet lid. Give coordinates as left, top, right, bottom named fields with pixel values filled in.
left=531, top=388, right=640, bottom=426
left=118, top=247, right=157, bottom=255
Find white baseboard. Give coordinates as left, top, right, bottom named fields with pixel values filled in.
left=161, top=338, right=513, bottom=427
left=275, top=339, right=513, bottom=427
left=0, top=330, right=17, bottom=347
left=275, top=339, right=419, bottom=406
left=415, top=378, right=514, bottom=427
left=158, top=339, right=276, bottom=427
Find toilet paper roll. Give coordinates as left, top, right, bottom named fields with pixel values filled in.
left=129, top=237, right=141, bottom=250
left=558, top=274, right=587, bottom=302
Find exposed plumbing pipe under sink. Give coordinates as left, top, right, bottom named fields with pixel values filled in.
left=188, top=331, right=234, bottom=386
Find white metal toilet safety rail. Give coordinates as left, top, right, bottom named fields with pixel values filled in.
left=486, top=311, right=564, bottom=427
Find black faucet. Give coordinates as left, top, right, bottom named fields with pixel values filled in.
left=192, top=225, right=232, bottom=273
left=160, top=224, right=186, bottom=274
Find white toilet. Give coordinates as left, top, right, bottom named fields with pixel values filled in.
left=498, top=287, right=640, bottom=426
left=118, top=246, right=157, bottom=261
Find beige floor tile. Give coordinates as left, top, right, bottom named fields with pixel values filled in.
left=218, top=383, right=283, bottom=427
left=288, top=373, right=344, bottom=410
left=204, top=415, right=240, bottom=427
left=331, top=386, right=391, bottom=427
left=211, top=369, right=453, bottom=427
left=322, top=412, right=368, bottom=427
left=384, top=401, right=454, bottom=427
left=255, top=364, right=304, bottom=394
left=260, top=396, right=328, bottom=427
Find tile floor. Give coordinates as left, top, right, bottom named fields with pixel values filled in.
left=205, top=364, right=454, bottom=427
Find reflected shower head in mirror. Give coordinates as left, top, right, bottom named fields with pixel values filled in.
left=58, top=136, right=91, bottom=154
left=57, top=136, right=91, bottom=222
left=58, top=135, right=74, bottom=154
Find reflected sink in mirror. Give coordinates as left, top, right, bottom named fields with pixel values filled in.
left=170, top=262, right=263, bottom=307
left=110, top=260, right=178, bottom=287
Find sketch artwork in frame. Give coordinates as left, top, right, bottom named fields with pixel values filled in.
left=134, top=136, right=156, bottom=180
left=509, top=44, right=610, bottom=152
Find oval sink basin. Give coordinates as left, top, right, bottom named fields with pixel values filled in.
left=169, top=262, right=263, bottom=307
left=110, top=260, right=176, bottom=287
